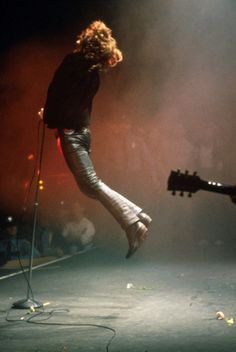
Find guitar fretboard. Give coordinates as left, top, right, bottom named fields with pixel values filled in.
left=200, top=180, right=236, bottom=196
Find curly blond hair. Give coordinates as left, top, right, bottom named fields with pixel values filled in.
left=75, top=20, right=123, bottom=71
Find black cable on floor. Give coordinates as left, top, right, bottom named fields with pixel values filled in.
left=5, top=307, right=116, bottom=352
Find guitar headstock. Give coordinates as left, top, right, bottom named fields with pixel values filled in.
left=167, top=169, right=201, bottom=197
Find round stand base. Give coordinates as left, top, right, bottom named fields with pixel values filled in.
left=12, top=298, right=42, bottom=309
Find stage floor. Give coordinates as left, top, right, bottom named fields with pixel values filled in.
left=0, top=246, right=236, bottom=352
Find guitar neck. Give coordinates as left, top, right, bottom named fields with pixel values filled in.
left=199, top=179, right=236, bottom=196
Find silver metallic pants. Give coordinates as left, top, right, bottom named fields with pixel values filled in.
left=58, top=128, right=142, bottom=230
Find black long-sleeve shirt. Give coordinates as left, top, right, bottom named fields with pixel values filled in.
left=43, top=52, right=100, bottom=130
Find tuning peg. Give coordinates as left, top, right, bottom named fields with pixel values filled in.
left=193, top=171, right=197, bottom=176
left=185, top=170, right=189, bottom=175
left=188, top=193, right=192, bottom=198
left=172, top=190, right=176, bottom=196
left=180, top=191, right=184, bottom=197
left=177, top=169, right=181, bottom=174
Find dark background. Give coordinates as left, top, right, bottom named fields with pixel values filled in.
left=1, top=0, right=236, bottom=255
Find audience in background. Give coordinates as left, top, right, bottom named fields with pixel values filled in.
left=0, top=203, right=96, bottom=266
left=39, top=216, right=65, bottom=257
left=38, top=202, right=96, bottom=256
left=0, top=217, right=41, bottom=264
left=61, top=202, right=96, bottom=254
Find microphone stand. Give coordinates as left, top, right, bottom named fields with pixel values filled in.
left=13, top=112, right=45, bottom=309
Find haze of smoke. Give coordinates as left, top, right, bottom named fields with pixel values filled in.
left=1, top=1, right=236, bottom=249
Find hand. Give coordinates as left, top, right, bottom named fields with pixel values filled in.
left=231, top=195, right=236, bottom=204
left=55, top=248, right=64, bottom=257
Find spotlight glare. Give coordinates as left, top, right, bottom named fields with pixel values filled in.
left=27, top=154, right=34, bottom=160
